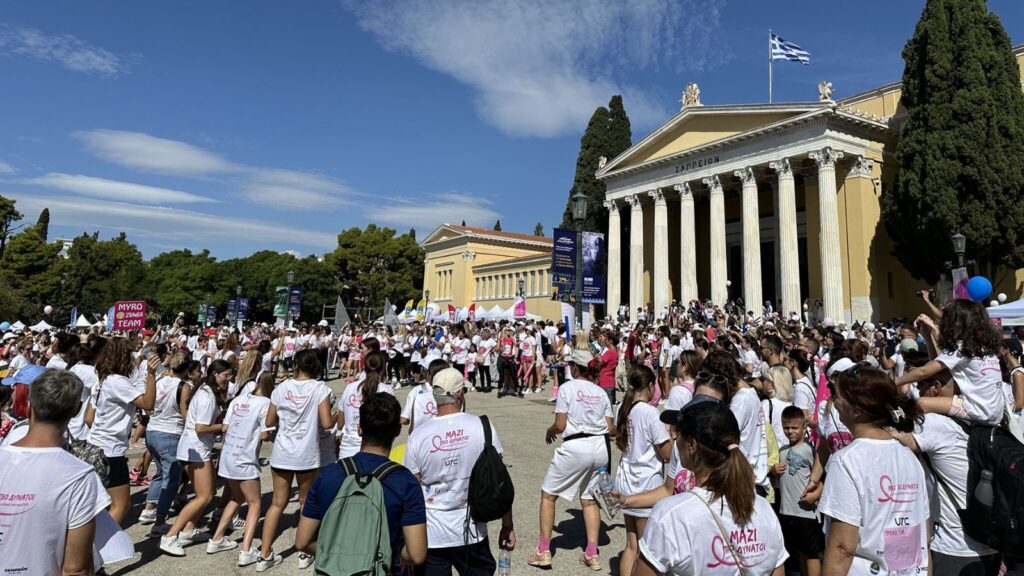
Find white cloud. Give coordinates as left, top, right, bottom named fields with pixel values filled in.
left=362, top=192, right=500, bottom=230
left=74, top=129, right=239, bottom=176
left=0, top=160, right=14, bottom=174
left=24, top=173, right=215, bottom=204
left=242, top=168, right=352, bottom=209
left=0, top=24, right=133, bottom=77
left=345, top=0, right=728, bottom=137
left=8, top=193, right=337, bottom=251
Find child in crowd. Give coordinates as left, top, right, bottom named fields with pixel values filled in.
left=776, top=406, right=821, bottom=576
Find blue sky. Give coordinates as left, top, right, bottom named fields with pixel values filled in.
left=1, top=0, right=1022, bottom=259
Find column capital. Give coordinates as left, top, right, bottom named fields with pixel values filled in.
left=769, top=158, right=793, bottom=179
left=648, top=188, right=666, bottom=204
left=809, top=146, right=844, bottom=169
left=625, top=194, right=643, bottom=208
left=702, top=175, right=723, bottom=194
left=603, top=199, right=618, bottom=211
left=673, top=182, right=693, bottom=198
left=847, top=155, right=875, bottom=179
left=733, top=167, right=756, bottom=185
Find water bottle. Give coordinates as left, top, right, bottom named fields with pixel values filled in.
left=497, top=549, right=512, bottom=576
left=596, top=467, right=621, bottom=518
left=974, top=469, right=994, bottom=508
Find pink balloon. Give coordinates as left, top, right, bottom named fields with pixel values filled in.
left=43, top=305, right=53, bottom=315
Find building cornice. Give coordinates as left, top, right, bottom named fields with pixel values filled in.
left=473, top=254, right=550, bottom=273
left=421, top=224, right=553, bottom=252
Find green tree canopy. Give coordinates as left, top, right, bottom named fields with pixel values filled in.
left=533, top=222, right=544, bottom=236
left=493, top=220, right=502, bottom=231
left=883, top=0, right=1024, bottom=282
left=326, top=225, right=423, bottom=311
left=0, top=195, right=23, bottom=259
left=35, top=208, right=50, bottom=242
left=0, top=227, right=60, bottom=319
left=55, top=232, right=145, bottom=317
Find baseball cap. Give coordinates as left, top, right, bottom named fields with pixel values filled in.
left=570, top=349, right=596, bottom=367
left=663, top=400, right=741, bottom=455
left=659, top=393, right=724, bottom=426
left=432, top=367, right=466, bottom=398
left=899, top=339, right=920, bottom=354
left=2, top=332, right=16, bottom=342
left=2, top=364, right=46, bottom=387
left=826, top=357, right=856, bottom=378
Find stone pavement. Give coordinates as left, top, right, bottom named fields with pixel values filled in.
left=106, top=378, right=628, bottom=575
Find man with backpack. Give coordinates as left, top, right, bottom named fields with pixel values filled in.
left=295, top=393, right=427, bottom=574
left=405, top=368, right=516, bottom=575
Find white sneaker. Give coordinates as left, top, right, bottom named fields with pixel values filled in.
left=147, top=522, right=170, bottom=538
left=238, top=547, right=259, bottom=567
left=159, top=536, right=185, bottom=557
left=232, top=514, right=246, bottom=531
left=177, top=528, right=205, bottom=545
left=138, top=508, right=157, bottom=525
left=297, top=552, right=315, bottom=569
left=206, top=537, right=238, bottom=554
left=256, top=552, right=284, bottom=572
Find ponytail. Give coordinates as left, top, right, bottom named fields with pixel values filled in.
left=890, top=393, right=922, bottom=434
left=703, top=443, right=756, bottom=525
left=360, top=351, right=386, bottom=401
left=616, top=365, right=655, bottom=451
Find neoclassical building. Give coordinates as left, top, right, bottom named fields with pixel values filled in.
left=597, top=46, right=1024, bottom=323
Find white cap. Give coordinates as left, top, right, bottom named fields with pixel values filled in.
left=826, top=357, right=856, bottom=378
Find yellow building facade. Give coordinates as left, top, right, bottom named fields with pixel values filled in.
left=596, top=45, right=1024, bottom=323
left=420, top=225, right=563, bottom=320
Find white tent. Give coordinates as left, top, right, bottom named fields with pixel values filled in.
left=92, top=321, right=105, bottom=329
left=483, top=305, right=504, bottom=320
left=10, top=321, right=25, bottom=331
left=75, top=315, right=92, bottom=328
left=987, top=299, right=1024, bottom=326
left=29, top=320, right=54, bottom=332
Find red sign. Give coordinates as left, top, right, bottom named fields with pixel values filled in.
left=113, top=300, right=146, bottom=331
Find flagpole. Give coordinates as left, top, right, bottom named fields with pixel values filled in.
left=768, top=29, right=773, bottom=103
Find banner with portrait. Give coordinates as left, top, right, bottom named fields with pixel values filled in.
left=550, top=228, right=576, bottom=303
left=581, top=231, right=606, bottom=304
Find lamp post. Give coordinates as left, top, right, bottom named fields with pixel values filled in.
left=951, top=231, right=966, bottom=269
left=285, top=270, right=294, bottom=328
left=571, top=191, right=589, bottom=329
left=425, top=289, right=431, bottom=322
left=234, top=285, right=242, bottom=325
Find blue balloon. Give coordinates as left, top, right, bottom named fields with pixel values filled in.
left=966, top=276, right=993, bottom=302
left=0, top=322, right=9, bottom=331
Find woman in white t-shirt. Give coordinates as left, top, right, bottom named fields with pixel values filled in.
left=66, top=335, right=106, bottom=443
left=138, top=352, right=190, bottom=532
left=785, top=348, right=817, bottom=417
left=160, top=359, right=230, bottom=556
left=665, top=350, right=700, bottom=411
left=85, top=337, right=158, bottom=525
left=258, top=349, right=333, bottom=570
left=761, top=365, right=793, bottom=452
left=518, top=331, right=538, bottom=394
left=527, top=350, right=615, bottom=569
left=228, top=350, right=261, bottom=401
left=819, top=364, right=930, bottom=575
left=208, top=372, right=275, bottom=564
left=615, top=365, right=673, bottom=576
left=636, top=401, right=788, bottom=576
left=337, top=351, right=394, bottom=458
left=45, top=332, right=77, bottom=370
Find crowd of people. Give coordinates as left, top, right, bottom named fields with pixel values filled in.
left=0, top=293, right=1023, bottom=575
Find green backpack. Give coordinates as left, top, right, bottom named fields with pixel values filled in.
left=315, top=457, right=401, bottom=576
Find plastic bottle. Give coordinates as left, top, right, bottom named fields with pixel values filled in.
left=596, top=467, right=621, bottom=517
left=974, top=469, right=994, bottom=508
left=497, top=549, right=512, bottom=576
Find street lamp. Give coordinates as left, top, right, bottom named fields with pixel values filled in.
left=234, top=285, right=242, bottom=325
left=285, top=270, right=294, bottom=328
left=951, top=231, right=966, bottom=269
left=424, top=289, right=431, bottom=322
left=517, top=278, right=525, bottom=298
left=571, top=190, right=588, bottom=329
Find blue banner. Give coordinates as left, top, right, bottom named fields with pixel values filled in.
left=227, top=298, right=237, bottom=319
left=550, top=228, right=576, bottom=303
left=237, top=297, right=249, bottom=321
left=206, top=304, right=217, bottom=324
left=581, top=231, right=606, bottom=304
left=288, top=288, right=303, bottom=318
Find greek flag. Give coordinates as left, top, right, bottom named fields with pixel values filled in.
left=770, top=33, right=809, bottom=64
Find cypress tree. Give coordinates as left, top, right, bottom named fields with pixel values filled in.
left=533, top=222, right=544, bottom=236
left=35, top=208, right=49, bottom=242
left=606, top=95, right=633, bottom=160
left=883, top=0, right=1024, bottom=282
left=493, top=220, right=502, bottom=231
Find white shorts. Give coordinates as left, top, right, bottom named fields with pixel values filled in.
left=541, top=436, right=608, bottom=501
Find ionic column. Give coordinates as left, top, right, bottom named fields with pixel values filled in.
left=809, top=147, right=845, bottom=323
left=627, top=194, right=645, bottom=315
left=674, top=183, right=698, bottom=303
left=650, top=188, right=669, bottom=316
left=703, top=175, right=727, bottom=305
left=770, top=158, right=801, bottom=318
left=604, top=200, right=622, bottom=314
left=736, top=167, right=763, bottom=316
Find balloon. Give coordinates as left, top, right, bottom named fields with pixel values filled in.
left=43, top=305, right=53, bottom=315
left=0, top=322, right=9, bottom=331
left=966, top=276, right=993, bottom=302
left=998, top=293, right=1008, bottom=303
left=990, top=300, right=999, bottom=307
left=725, top=280, right=732, bottom=287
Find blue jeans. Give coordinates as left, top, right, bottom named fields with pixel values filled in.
left=145, top=430, right=182, bottom=518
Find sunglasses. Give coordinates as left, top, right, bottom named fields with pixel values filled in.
left=696, top=371, right=727, bottom=385
left=827, top=361, right=871, bottom=399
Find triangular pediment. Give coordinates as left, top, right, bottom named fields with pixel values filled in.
left=601, top=103, right=827, bottom=175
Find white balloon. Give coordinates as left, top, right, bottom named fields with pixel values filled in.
left=998, top=293, right=1008, bottom=303
left=43, top=305, right=53, bottom=315
left=725, top=280, right=732, bottom=287
left=990, top=300, right=999, bottom=307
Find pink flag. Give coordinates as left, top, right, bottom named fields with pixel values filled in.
left=448, top=304, right=456, bottom=322
left=513, top=296, right=526, bottom=319
left=468, top=304, right=476, bottom=322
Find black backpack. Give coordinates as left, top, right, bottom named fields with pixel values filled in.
left=467, top=415, right=514, bottom=523
left=962, top=424, right=1024, bottom=560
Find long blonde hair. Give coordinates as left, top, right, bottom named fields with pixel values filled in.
left=236, top=351, right=262, bottom=386
left=765, top=364, right=794, bottom=402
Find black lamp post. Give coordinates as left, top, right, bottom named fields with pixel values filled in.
left=285, top=270, right=294, bottom=328
left=571, top=191, right=589, bottom=328
left=951, top=232, right=966, bottom=269
left=424, top=289, right=431, bottom=322
left=234, top=285, right=242, bottom=325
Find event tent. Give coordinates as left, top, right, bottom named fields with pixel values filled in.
left=987, top=299, right=1024, bottom=326
left=10, top=321, right=25, bottom=331
left=75, top=315, right=92, bottom=328
left=29, top=320, right=54, bottom=332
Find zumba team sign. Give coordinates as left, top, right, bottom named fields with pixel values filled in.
left=112, top=300, right=146, bottom=331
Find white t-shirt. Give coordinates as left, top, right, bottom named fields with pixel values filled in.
left=405, top=411, right=502, bottom=548
left=87, top=374, right=143, bottom=457
left=337, top=379, right=395, bottom=458
left=935, top=351, right=1004, bottom=425
left=451, top=337, right=470, bottom=364
left=519, top=336, right=535, bottom=359
left=615, top=402, right=671, bottom=510
left=761, top=398, right=791, bottom=451
left=818, top=438, right=930, bottom=575
left=792, top=374, right=816, bottom=414
left=45, top=355, right=67, bottom=370
left=219, top=394, right=271, bottom=480
left=148, top=375, right=185, bottom=435
left=730, top=387, right=769, bottom=486
left=555, top=379, right=612, bottom=437
left=0, top=446, right=110, bottom=576
left=639, top=487, right=788, bottom=575
left=176, top=385, right=219, bottom=462
left=67, top=364, right=98, bottom=441
left=478, top=338, right=495, bottom=366
left=7, top=355, right=28, bottom=375
left=817, top=398, right=853, bottom=454
left=913, top=414, right=996, bottom=558
left=401, top=384, right=437, bottom=430
left=665, top=382, right=694, bottom=411
left=269, top=379, right=331, bottom=470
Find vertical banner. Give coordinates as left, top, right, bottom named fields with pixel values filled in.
left=237, top=298, right=249, bottom=321
left=227, top=298, right=238, bottom=320
left=468, top=304, right=476, bottom=322
left=581, top=231, right=606, bottom=304
left=550, top=228, right=577, bottom=303
left=952, top=267, right=969, bottom=300
left=273, top=286, right=288, bottom=317
left=70, top=306, right=78, bottom=329
left=197, top=303, right=208, bottom=324
left=289, top=288, right=303, bottom=318
left=513, top=296, right=526, bottom=318
left=447, top=304, right=456, bottom=323
left=206, top=304, right=217, bottom=324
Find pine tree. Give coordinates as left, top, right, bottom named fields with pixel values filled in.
left=35, top=208, right=49, bottom=242
left=493, top=220, right=502, bottom=231
left=883, top=0, right=1024, bottom=282
left=461, top=220, right=466, bottom=226
left=409, top=228, right=416, bottom=241
left=533, top=222, right=544, bottom=236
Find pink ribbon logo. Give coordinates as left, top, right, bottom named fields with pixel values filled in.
left=877, top=475, right=917, bottom=503
left=705, top=535, right=758, bottom=569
